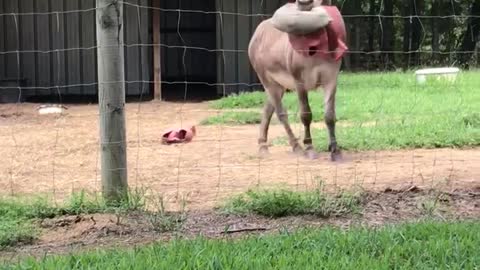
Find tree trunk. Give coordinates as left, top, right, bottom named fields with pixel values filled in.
left=352, top=0, right=363, bottom=70
left=431, top=0, right=440, bottom=64
left=368, top=0, right=376, bottom=52
left=445, top=0, right=458, bottom=65
left=401, top=0, right=424, bottom=69
left=339, top=0, right=356, bottom=70
left=457, top=0, right=480, bottom=68
left=380, top=0, right=395, bottom=69
left=410, top=0, right=424, bottom=67
left=402, top=1, right=412, bottom=69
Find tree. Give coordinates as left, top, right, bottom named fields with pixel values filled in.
left=431, top=0, right=440, bottom=64
left=331, top=0, right=478, bottom=70
left=380, top=0, right=395, bottom=69
left=457, top=0, right=480, bottom=68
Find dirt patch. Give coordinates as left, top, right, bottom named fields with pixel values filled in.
left=0, top=101, right=479, bottom=211
left=1, top=187, right=479, bottom=261
left=39, top=215, right=138, bottom=244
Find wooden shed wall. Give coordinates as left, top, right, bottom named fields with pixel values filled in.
left=0, top=0, right=151, bottom=98
left=155, top=0, right=283, bottom=99
left=158, top=0, right=218, bottom=100
left=216, top=0, right=283, bottom=95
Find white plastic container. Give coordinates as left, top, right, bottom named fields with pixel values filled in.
left=37, top=104, right=67, bottom=115
left=415, top=67, right=460, bottom=84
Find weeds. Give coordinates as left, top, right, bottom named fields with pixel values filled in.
left=462, top=112, right=480, bottom=128
left=0, top=218, right=35, bottom=248
left=146, top=195, right=187, bottom=233
left=0, top=189, right=182, bottom=249
left=221, top=187, right=362, bottom=218
left=417, top=191, right=450, bottom=218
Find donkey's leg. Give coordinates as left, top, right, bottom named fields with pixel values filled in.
left=258, top=100, right=275, bottom=155
left=267, top=86, right=303, bottom=154
left=297, top=90, right=318, bottom=159
left=324, top=81, right=341, bottom=161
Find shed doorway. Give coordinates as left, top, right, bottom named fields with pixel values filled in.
left=159, top=0, right=218, bottom=101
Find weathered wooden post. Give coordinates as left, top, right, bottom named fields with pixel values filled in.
left=152, top=0, right=162, bottom=100
left=96, top=0, right=128, bottom=203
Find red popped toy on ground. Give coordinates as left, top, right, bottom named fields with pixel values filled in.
left=161, top=126, right=197, bottom=145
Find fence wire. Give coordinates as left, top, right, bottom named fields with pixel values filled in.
left=0, top=1, right=479, bottom=210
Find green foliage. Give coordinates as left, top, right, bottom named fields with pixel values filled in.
left=220, top=187, right=362, bottom=218
left=201, top=111, right=262, bottom=125
left=5, top=222, right=480, bottom=269
left=462, top=112, right=480, bottom=128
left=307, top=114, right=480, bottom=151
left=206, top=72, right=480, bottom=151
left=333, top=0, right=478, bottom=69
left=146, top=195, right=187, bottom=233
left=0, top=188, right=153, bottom=249
left=210, top=91, right=266, bottom=109
left=0, top=220, right=35, bottom=248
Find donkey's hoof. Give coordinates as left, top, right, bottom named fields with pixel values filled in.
left=328, top=143, right=342, bottom=162
left=305, top=149, right=319, bottom=160
left=292, top=145, right=304, bottom=155
left=330, top=149, right=342, bottom=162
left=328, top=142, right=337, bottom=153
left=258, top=146, right=270, bottom=158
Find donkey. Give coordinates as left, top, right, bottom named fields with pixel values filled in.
left=248, top=0, right=347, bottom=161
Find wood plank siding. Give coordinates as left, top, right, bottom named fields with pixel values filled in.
left=0, top=0, right=152, bottom=100
left=215, top=0, right=282, bottom=96
left=0, top=0, right=283, bottom=101
left=158, top=0, right=282, bottom=98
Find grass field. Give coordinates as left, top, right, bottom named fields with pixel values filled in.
left=2, top=188, right=479, bottom=269
left=0, top=191, right=146, bottom=249
left=0, top=187, right=359, bottom=249
left=220, top=188, right=362, bottom=217
left=3, top=221, right=479, bottom=269
left=203, top=72, right=480, bottom=151
left=1, top=71, right=479, bottom=268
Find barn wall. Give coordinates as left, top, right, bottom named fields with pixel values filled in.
left=159, top=0, right=218, bottom=100
left=216, top=0, right=283, bottom=96
left=0, top=0, right=151, bottom=99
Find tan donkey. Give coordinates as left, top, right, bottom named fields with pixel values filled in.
left=248, top=0, right=348, bottom=161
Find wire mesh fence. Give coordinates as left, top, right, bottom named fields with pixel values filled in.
left=0, top=0, right=479, bottom=211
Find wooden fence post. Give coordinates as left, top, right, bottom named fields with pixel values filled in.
left=96, top=0, right=128, bottom=203
left=152, top=0, right=162, bottom=100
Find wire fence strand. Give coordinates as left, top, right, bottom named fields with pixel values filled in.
left=0, top=2, right=479, bottom=210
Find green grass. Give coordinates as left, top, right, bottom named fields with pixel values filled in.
left=0, top=192, right=96, bottom=248
left=210, top=72, right=480, bottom=122
left=201, top=111, right=262, bottom=125
left=220, top=188, right=362, bottom=218
left=204, top=71, right=480, bottom=150
left=4, top=221, right=479, bottom=269
left=210, top=91, right=266, bottom=110
left=0, top=190, right=146, bottom=249
left=305, top=113, right=480, bottom=151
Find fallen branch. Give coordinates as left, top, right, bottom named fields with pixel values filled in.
left=221, top=227, right=267, bottom=234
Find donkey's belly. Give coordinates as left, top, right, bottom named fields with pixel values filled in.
left=267, top=66, right=323, bottom=92
left=268, top=70, right=297, bottom=91
left=293, top=55, right=341, bottom=91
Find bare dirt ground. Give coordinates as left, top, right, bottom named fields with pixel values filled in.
left=1, top=188, right=479, bottom=260
left=0, top=101, right=479, bottom=211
